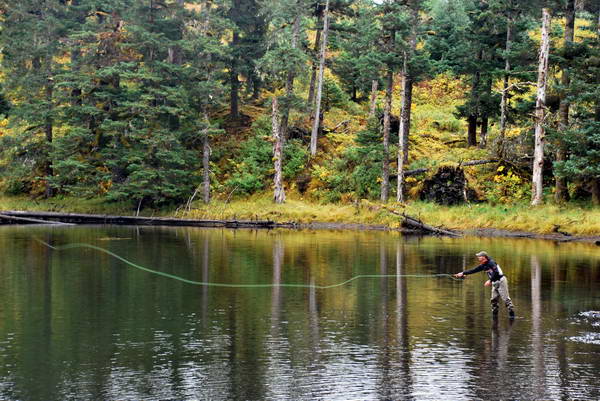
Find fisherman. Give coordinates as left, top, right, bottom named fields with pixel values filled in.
left=454, top=251, right=515, bottom=320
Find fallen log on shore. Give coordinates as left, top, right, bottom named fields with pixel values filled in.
left=398, top=213, right=460, bottom=237
left=0, top=210, right=277, bottom=229
left=0, top=209, right=460, bottom=236
left=0, top=213, right=75, bottom=226
left=384, top=209, right=460, bottom=237
left=362, top=202, right=461, bottom=237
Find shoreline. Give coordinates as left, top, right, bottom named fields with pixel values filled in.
left=2, top=209, right=600, bottom=244
left=284, top=222, right=600, bottom=244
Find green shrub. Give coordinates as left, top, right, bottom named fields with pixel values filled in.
left=322, top=78, right=350, bottom=112
left=0, top=132, right=48, bottom=196
left=484, top=165, right=531, bottom=204
left=226, top=116, right=308, bottom=196
left=311, top=122, right=383, bottom=201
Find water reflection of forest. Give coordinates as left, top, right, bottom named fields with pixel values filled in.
left=0, top=226, right=599, bottom=400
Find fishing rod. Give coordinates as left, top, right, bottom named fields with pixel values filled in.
left=35, top=239, right=463, bottom=289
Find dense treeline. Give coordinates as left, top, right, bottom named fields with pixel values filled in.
left=0, top=0, right=598, bottom=210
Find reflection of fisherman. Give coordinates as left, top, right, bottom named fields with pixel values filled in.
left=454, top=251, right=515, bottom=320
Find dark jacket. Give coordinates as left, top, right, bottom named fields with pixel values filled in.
left=462, top=258, right=504, bottom=282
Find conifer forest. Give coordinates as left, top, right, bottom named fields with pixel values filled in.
left=0, top=0, right=599, bottom=211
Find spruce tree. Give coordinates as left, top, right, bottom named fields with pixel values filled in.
left=227, top=0, right=266, bottom=118
left=0, top=0, right=66, bottom=197
left=553, top=7, right=600, bottom=204
left=49, top=0, right=226, bottom=208
left=331, top=0, right=384, bottom=104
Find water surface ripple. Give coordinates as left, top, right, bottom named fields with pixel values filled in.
left=0, top=225, right=599, bottom=400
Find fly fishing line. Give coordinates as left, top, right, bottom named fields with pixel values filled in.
left=35, top=239, right=462, bottom=289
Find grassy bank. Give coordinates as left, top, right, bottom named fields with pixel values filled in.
left=2, top=194, right=599, bottom=236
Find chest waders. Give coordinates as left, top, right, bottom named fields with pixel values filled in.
left=491, top=274, right=514, bottom=319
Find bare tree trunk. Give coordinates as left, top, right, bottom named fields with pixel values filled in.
left=368, top=79, right=378, bottom=119
left=397, top=60, right=413, bottom=203
left=202, top=111, right=211, bottom=204
left=399, top=74, right=413, bottom=161
left=397, top=121, right=406, bottom=203
left=279, top=14, right=301, bottom=142
left=272, top=97, right=286, bottom=204
left=397, top=4, right=418, bottom=202
left=531, top=8, right=551, bottom=206
left=499, top=15, right=512, bottom=144
left=555, top=0, right=575, bottom=203
left=381, top=67, right=393, bottom=203
left=310, top=0, right=330, bottom=157
left=307, top=10, right=323, bottom=108
left=479, top=115, right=489, bottom=149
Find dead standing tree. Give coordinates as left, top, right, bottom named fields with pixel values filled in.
left=531, top=8, right=551, bottom=206
left=397, top=0, right=420, bottom=203
left=310, top=0, right=330, bottom=156
left=272, top=97, right=286, bottom=204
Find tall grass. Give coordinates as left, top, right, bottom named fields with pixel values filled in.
left=404, top=201, right=600, bottom=235
left=0, top=195, right=135, bottom=215
left=1, top=195, right=599, bottom=236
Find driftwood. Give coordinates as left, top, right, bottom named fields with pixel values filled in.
left=552, top=224, right=572, bottom=237
left=366, top=203, right=460, bottom=237
left=0, top=213, right=75, bottom=226
left=388, top=210, right=460, bottom=237
left=0, top=210, right=276, bottom=229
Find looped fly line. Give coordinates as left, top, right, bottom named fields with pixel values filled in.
left=35, top=239, right=463, bottom=289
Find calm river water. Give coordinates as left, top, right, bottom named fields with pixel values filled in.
left=1, top=225, right=600, bottom=400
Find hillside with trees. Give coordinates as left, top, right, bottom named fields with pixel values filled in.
left=0, top=0, right=598, bottom=218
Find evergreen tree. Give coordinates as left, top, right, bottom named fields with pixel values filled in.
left=49, top=0, right=226, bottom=208
left=228, top=0, right=267, bottom=118
left=554, top=0, right=576, bottom=202
left=0, top=0, right=67, bottom=196
left=331, top=0, right=384, bottom=103
left=307, top=0, right=355, bottom=106
left=427, top=0, right=504, bottom=147
left=554, top=7, right=600, bottom=204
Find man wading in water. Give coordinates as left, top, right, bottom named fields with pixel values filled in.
left=454, top=251, right=516, bottom=320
